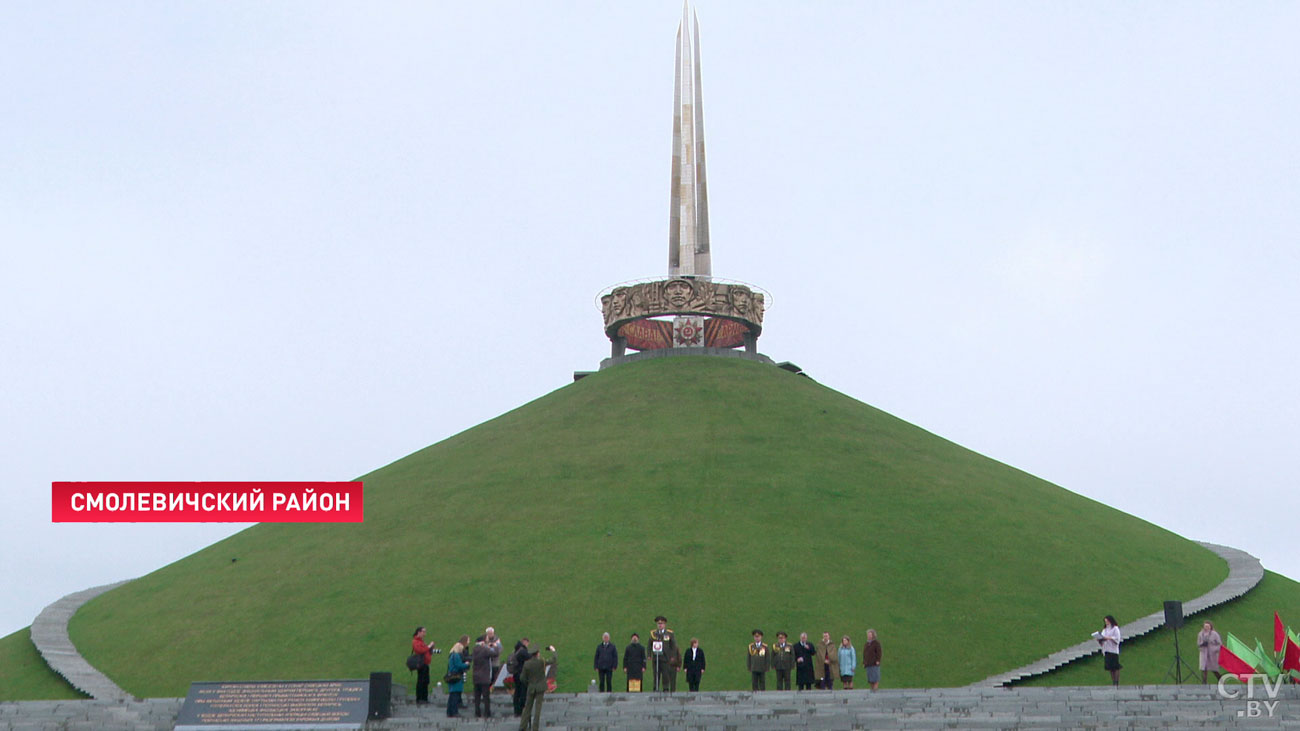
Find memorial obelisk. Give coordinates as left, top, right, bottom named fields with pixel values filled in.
left=598, top=3, right=770, bottom=368
left=669, top=1, right=710, bottom=279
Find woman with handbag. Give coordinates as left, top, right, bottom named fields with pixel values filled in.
left=445, top=636, right=470, bottom=718
left=411, top=627, right=437, bottom=704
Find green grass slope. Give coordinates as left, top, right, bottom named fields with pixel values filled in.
left=62, top=357, right=1227, bottom=696
left=0, top=628, right=87, bottom=700
left=1018, top=570, right=1300, bottom=686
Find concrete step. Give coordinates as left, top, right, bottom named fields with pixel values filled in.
left=11, top=686, right=1292, bottom=730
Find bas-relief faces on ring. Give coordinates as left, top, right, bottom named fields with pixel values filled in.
left=602, top=278, right=764, bottom=334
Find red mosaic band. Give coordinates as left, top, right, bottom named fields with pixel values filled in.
left=617, top=316, right=749, bottom=350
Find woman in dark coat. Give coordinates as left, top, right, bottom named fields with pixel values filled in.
left=682, top=637, right=707, bottom=691
left=623, top=633, right=647, bottom=691
left=793, top=632, right=817, bottom=690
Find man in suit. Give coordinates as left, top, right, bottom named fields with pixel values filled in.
left=683, top=637, right=706, bottom=691
left=593, top=632, right=618, bottom=692
left=771, top=631, right=795, bottom=690
left=650, top=615, right=680, bottom=692
left=747, top=629, right=771, bottom=691
left=793, top=632, right=817, bottom=690
left=519, top=645, right=556, bottom=731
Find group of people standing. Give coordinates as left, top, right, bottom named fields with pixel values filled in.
left=748, top=630, right=882, bottom=692
left=599, top=616, right=695, bottom=692
left=593, top=618, right=884, bottom=694
left=414, top=612, right=1225, bottom=713
left=410, top=625, right=557, bottom=731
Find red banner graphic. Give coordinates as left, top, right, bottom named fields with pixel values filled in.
left=620, top=319, right=674, bottom=350
left=51, top=482, right=364, bottom=523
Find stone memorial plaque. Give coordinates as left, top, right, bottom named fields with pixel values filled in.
left=174, top=679, right=369, bottom=730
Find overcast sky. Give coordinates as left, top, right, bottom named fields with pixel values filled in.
left=3, top=1, right=1297, bottom=637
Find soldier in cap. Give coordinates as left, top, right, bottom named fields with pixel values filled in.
left=747, top=629, right=771, bottom=691
left=518, top=644, right=556, bottom=731
left=771, top=631, right=795, bottom=690
left=649, top=615, right=680, bottom=692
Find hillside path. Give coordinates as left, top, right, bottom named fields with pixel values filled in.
left=29, top=579, right=134, bottom=701
left=972, top=540, right=1264, bottom=687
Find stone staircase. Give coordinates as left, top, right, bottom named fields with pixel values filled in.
left=374, top=686, right=1300, bottom=729
left=28, top=580, right=134, bottom=702
left=10, top=686, right=1294, bottom=730
left=974, top=542, right=1265, bottom=687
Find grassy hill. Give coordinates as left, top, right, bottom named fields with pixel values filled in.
left=9, top=357, right=1238, bottom=696
left=0, top=629, right=86, bottom=700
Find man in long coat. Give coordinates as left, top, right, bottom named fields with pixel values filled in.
left=472, top=635, right=501, bottom=717
left=623, top=633, right=647, bottom=691
left=817, top=631, right=839, bottom=690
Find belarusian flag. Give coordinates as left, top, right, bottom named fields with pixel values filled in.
left=1220, top=633, right=1263, bottom=682
left=1275, top=612, right=1286, bottom=654
left=1283, top=628, right=1300, bottom=676
left=1254, top=639, right=1282, bottom=681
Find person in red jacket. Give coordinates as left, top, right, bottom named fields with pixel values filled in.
left=412, top=626, right=438, bottom=703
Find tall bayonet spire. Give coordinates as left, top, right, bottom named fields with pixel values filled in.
left=595, top=3, right=769, bottom=368
left=668, top=1, right=711, bottom=278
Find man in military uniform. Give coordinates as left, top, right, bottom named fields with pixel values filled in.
left=771, top=631, right=795, bottom=690
left=649, top=615, right=680, bottom=692
left=747, top=629, right=771, bottom=690
left=518, top=645, right=556, bottom=731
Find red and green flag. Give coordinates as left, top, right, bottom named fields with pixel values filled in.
left=1283, top=628, right=1300, bottom=677
left=1220, top=632, right=1264, bottom=682
left=1254, top=639, right=1282, bottom=681
left=1275, top=611, right=1286, bottom=654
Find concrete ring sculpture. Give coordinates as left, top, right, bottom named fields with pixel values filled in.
left=601, top=278, right=765, bottom=351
